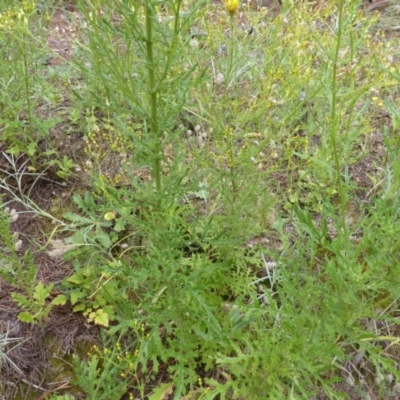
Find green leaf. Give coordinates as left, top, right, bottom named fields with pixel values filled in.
left=113, top=217, right=126, bottom=232
left=148, top=382, right=174, bottom=400
left=94, top=310, right=109, bottom=327
left=39, top=304, right=53, bottom=320
left=52, top=294, right=67, bottom=306
left=11, top=293, right=30, bottom=308
left=34, top=281, right=53, bottom=303
left=26, top=141, right=36, bottom=156
left=94, top=294, right=107, bottom=307
left=84, top=191, right=95, bottom=207
left=6, top=145, right=22, bottom=156
left=73, top=303, right=86, bottom=312
left=89, top=311, right=97, bottom=320
left=63, top=212, right=93, bottom=224
left=71, top=230, right=85, bottom=244
left=102, top=305, right=115, bottom=320
left=18, top=311, right=34, bottom=323
left=72, top=193, right=84, bottom=209
left=68, top=273, right=85, bottom=285
left=70, top=290, right=84, bottom=305
left=96, top=226, right=111, bottom=249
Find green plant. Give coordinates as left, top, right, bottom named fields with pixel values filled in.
left=73, top=341, right=127, bottom=400
left=75, top=0, right=204, bottom=195
left=62, top=258, right=117, bottom=327
left=0, top=206, right=36, bottom=291
left=0, top=207, right=65, bottom=328
left=0, top=0, right=60, bottom=163
left=1, top=0, right=400, bottom=398
left=61, top=0, right=400, bottom=398
left=48, top=395, right=76, bottom=400
left=49, top=155, right=78, bottom=180
left=11, top=281, right=60, bottom=326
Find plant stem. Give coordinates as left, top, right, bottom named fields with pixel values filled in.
left=145, top=1, right=161, bottom=194
left=228, top=14, right=234, bottom=81
left=228, top=130, right=237, bottom=193
left=21, top=39, right=33, bottom=141
left=330, top=0, right=347, bottom=233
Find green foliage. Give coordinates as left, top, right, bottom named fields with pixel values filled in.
left=0, top=0, right=60, bottom=163
left=47, top=395, right=76, bottom=400
left=60, top=0, right=400, bottom=398
left=2, top=0, right=400, bottom=399
left=73, top=351, right=127, bottom=400
left=0, top=206, right=65, bottom=327
left=12, top=281, right=54, bottom=325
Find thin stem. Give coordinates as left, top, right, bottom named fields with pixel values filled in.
left=330, top=0, right=347, bottom=233
left=228, top=14, right=234, bottom=81
left=145, top=1, right=161, bottom=194
left=21, top=39, right=33, bottom=141
left=228, top=131, right=237, bottom=193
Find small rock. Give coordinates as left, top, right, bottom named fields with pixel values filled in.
left=14, top=239, right=23, bottom=251
left=345, top=374, right=355, bottom=387
left=386, top=374, right=394, bottom=384
left=213, top=72, right=225, bottom=86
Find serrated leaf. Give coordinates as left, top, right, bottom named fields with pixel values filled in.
left=148, top=382, right=174, bottom=400
left=95, top=294, right=107, bottom=307
left=72, top=193, right=84, bottom=208
left=96, top=226, right=111, bottom=249
left=34, top=282, right=53, bottom=303
left=70, top=230, right=85, bottom=244
left=113, top=218, right=126, bottom=232
left=70, top=290, right=83, bottom=305
left=52, top=294, right=67, bottom=306
left=63, top=212, right=92, bottom=224
left=84, top=191, right=95, bottom=207
left=102, top=305, right=115, bottom=320
left=94, top=310, right=109, bottom=327
left=83, top=308, right=91, bottom=317
left=11, top=293, right=29, bottom=308
left=68, top=273, right=85, bottom=284
left=27, top=142, right=36, bottom=156
left=18, top=311, right=34, bottom=323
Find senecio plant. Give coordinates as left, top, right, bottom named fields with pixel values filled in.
left=3, top=0, right=399, bottom=399
left=68, top=0, right=400, bottom=398
left=0, top=0, right=53, bottom=161
left=225, top=0, right=239, bottom=84
left=76, top=0, right=203, bottom=197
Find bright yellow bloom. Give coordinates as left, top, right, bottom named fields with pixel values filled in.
left=225, top=0, right=239, bottom=15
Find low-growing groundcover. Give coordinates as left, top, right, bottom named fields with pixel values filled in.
left=1, top=0, right=400, bottom=399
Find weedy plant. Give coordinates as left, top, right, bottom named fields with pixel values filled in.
left=73, top=1, right=400, bottom=399
left=0, top=0, right=62, bottom=163
left=2, top=0, right=400, bottom=398
left=0, top=206, right=67, bottom=328
left=0, top=153, right=72, bottom=328
left=64, top=0, right=400, bottom=398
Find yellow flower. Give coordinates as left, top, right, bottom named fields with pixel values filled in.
left=225, top=0, right=239, bottom=15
